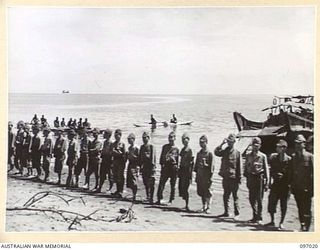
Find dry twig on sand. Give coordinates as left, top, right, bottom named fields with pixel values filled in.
left=110, top=202, right=136, bottom=223
left=23, top=191, right=86, bottom=207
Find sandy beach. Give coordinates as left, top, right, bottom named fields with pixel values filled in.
left=5, top=168, right=314, bottom=232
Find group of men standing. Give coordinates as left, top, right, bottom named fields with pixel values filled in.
left=7, top=120, right=313, bottom=231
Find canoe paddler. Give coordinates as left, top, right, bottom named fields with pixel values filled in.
left=170, top=114, right=177, bottom=124
left=150, top=114, right=157, bottom=125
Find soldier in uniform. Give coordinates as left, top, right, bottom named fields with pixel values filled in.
left=214, top=133, right=242, bottom=219
left=53, top=128, right=67, bottom=185
left=7, top=122, right=15, bottom=173
left=156, top=131, right=179, bottom=205
left=66, top=130, right=78, bottom=187
left=30, top=125, right=42, bottom=179
left=14, top=121, right=25, bottom=175
left=111, top=129, right=126, bottom=198
left=126, top=133, right=140, bottom=202
left=291, top=134, right=313, bottom=231
left=41, top=127, right=53, bottom=182
left=139, top=132, right=156, bottom=204
left=194, top=135, right=215, bottom=213
left=83, top=128, right=102, bottom=190
left=96, top=129, right=113, bottom=193
left=21, top=125, right=32, bottom=176
left=75, top=128, right=89, bottom=188
left=244, top=137, right=269, bottom=224
left=178, top=133, right=194, bottom=211
left=265, top=139, right=292, bottom=230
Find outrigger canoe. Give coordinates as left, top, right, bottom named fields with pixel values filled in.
left=133, top=121, right=193, bottom=128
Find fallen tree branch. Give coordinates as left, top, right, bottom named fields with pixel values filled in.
left=23, top=191, right=86, bottom=207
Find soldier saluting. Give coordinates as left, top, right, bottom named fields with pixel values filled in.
left=244, top=137, right=269, bottom=224
left=214, top=133, right=242, bottom=220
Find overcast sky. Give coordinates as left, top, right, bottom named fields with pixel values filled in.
left=8, top=7, right=315, bottom=95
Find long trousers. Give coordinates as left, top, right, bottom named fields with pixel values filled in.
left=294, top=190, right=312, bottom=230
left=247, top=174, right=264, bottom=220
left=112, top=159, right=126, bottom=194
left=222, top=177, right=240, bottom=215
left=157, top=166, right=178, bottom=202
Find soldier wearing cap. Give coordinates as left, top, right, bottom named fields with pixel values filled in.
left=83, top=128, right=102, bottom=190
left=20, top=124, right=32, bottom=176
left=291, top=134, right=313, bottom=231
left=13, top=121, right=25, bottom=175
left=75, top=128, right=89, bottom=188
left=30, top=125, right=42, bottom=178
left=214, top=133, right=242, bottom=219
left=7, top=121, right=15, bottom=172
left=139, top=131, right=157, bottom=204
left=178, top=133, right=194, bottom=211
left=53, top=127, right=67, bottom=185
left=244, top=137, right=269, bottom=224
left=194, top=135, right=215, bottom=213
left=126, top=133, right=140, bottom=201
left=111, top=129, right=126, bottom=198
left=156, top=131, right=180, bottom=205
left=96, top=128, right=114, bottom=193
left=40, top=127, right=53, bottom=182
left=265, top=139, right=292, bottom=230
left=66, top=130, right=79, bottom=187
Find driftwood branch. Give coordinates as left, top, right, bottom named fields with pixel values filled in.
left=23, top=191, right=86, bottom=207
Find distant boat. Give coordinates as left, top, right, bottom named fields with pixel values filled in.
left=62, top=90, right=70, bottom=94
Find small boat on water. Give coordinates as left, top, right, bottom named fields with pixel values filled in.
left=62, top=90, right=70, bottom=94
left=133, top=121, right=193, bottom=128
left=234, top=95, right=313, bottom=155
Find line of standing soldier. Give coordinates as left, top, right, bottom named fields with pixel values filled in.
left=8, top=120, right=313, bottom=231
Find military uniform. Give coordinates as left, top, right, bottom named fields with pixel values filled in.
left=178, top=146, right=194, bottom=201
left=8, top=128, right=15, bottom=170
left=21, top=131, right=32, bottom=172
left=291, top=150, right=313, bottom=231
left=157, top=143, right=179, bottom=202
left=41, top=134, right=53, bottom=181
left=85, top=137, right=102, bottom=187
left=267, top=153, right=291, bottom=217
left=75, top=136, right=89, bottom=176
left=244, top=151, right=269, bottom=221
left=139, top=143, right=156, bottom=202
left=30, top=133, right=42, bottom=176
left=99, top=139, right=113, bottom=190
left=66, top=137, right=79, bottom=186
left=14, top=129, right=25, bottom=173
left=111, top=141, right=126, bottom=195
left=126, top=144, right=140, bottom=190
left=194, top=148, right=214, bottom=198
left=53, top=136, right=67, bottom=175
left=214, top=145, right=241, bottom=216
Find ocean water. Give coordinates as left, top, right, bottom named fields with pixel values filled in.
left=9, top=93, right=272, bottom=161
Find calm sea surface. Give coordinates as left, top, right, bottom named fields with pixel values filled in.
left=9, top=93, right=272, bottom=158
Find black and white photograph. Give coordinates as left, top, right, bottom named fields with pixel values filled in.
left=6, top=6, right=314, bottom=233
